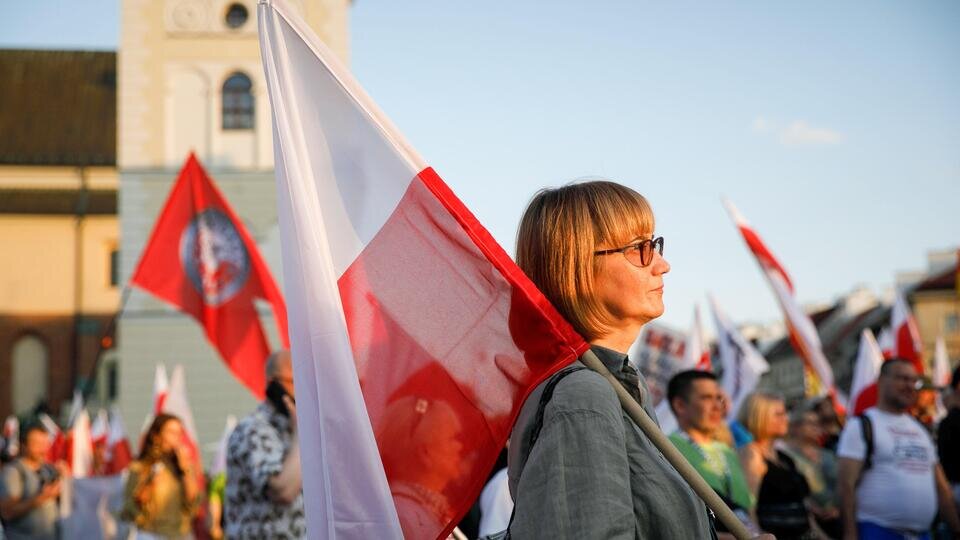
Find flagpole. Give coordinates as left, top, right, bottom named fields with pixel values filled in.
left=80, top=285, right=133, bottom=400
left=580, top=349, right=752, bottom=540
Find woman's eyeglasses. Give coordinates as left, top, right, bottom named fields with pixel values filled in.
left=594, top=236, right=664, bottom=268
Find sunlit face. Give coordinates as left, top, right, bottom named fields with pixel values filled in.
left=594, top=233, right=671, bottom=331
left=157, top=419, right=184, bottom=453
left=675, top=379, right=725, bottom=435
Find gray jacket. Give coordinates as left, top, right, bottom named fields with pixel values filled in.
left=507, top=346, right=715, bottom=539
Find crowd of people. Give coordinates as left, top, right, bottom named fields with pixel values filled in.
left=1, top=179, right=959, bottom=540
left=0, top=351, right=304, bottom=540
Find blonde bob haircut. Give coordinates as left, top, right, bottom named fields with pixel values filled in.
left=515, top=180, right=654, bottom=341
left=736, top=391, right=786, bottom=441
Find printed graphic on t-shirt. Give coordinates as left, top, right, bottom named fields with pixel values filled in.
left=887, top=425, right=933, bottom=473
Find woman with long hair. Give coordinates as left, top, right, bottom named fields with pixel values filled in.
left=121, top=413, right=199, bottom=539
left=738, top=392, right=820, bottom=539
left=506, top=181, right=716, bottom=538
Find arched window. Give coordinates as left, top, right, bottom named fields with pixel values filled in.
left=222, top=72, right=254, bottom=130
left=12, top=334, right=48, bottom=414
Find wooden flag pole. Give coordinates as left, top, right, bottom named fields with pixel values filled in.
left=581, top=349, right=752, bottom=540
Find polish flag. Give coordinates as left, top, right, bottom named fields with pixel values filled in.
left=91, top=409, right=109, bottom=448
left=708, top=294, right=769, bottom=419
left=877, top=326, right=895, bottom=359
left=153, top=364, right=169, bottom=414
left=210, top=415, right=237, bottom=477
left=70, top=410, right=93, bottom=478
left=2, top=416, right=19, bottom=458
left=933, top=336, right=950, bottom=421
left=892, top=292, right=924, bottom=374
left=160, top=365, right=202, bottom=475
left=684, top=304, right=712, bottom=371
left=259, top=2, right=589, bottom=538
left=106, top=406, right=133, bottom=474
left=38, top=413, right=67, bottom=463
left=848, top=329, right=884, bottom=415
left=723, top=200, right=836, bottom=401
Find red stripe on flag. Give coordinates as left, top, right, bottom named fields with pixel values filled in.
left=338, top=168, right=587, bottom=539
left=738, top=225, right=795, bottom=293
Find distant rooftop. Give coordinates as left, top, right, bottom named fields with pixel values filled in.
left=0, top=49, right=116, bottom=166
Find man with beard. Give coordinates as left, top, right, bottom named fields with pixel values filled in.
left=837, top=358, right=960, bottom=540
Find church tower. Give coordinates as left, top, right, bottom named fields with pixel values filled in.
left=117, top=0, right=349, bottom=450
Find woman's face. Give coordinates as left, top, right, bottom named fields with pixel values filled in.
left=594, top=233, right=671, bottom=332
left=157, top=419, right=183, bottom=453
left=765, top=400, right=789, bottom=439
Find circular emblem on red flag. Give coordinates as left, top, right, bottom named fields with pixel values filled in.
left=179, top=209, right=251, bottom=306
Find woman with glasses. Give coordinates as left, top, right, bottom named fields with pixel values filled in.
left=505, top=181, right=716, bottom=539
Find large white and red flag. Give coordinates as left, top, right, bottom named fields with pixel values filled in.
left=708, top=294, right=769, bottom=418
left=258, top=1, right=589, bottom=538
left=91, top=409, right=109, bottom=448
left=723, top=199, right=836, bottom=402
left=848, top=329, right=884, bottom=415
left=891, top=291, right=924, bottom=374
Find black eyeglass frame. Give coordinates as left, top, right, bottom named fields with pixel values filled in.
left=593, top=236, right=664, bottom=267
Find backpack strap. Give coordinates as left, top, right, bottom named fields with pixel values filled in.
left=858, top=413, right=874, bottom=471
left=498, top=365, right=586, bottom=540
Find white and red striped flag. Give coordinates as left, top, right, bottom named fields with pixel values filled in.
left=933, top=336, right=950, bottom=421
left=723, top=199, right=837, bottom=403
left=258, top=1, right=588, bottom=538
left=877, top=326, right=895, bottom=359
left=161, top=365, right=203, bottom=478
left=152, top=364, right=169, bottom=414
left=70, top=409, right=93, bottom=478
left=708, top=294, right=769, bottom=418
left=2, top=415, right=19, bottom=458
left=684, top=304, right=712, bottom=371
left=849, top=329, right=884, bottom=415
left=91, top=409, right=109, bottom=448
left=891, top=291, right=924, bottom=374
left=38, top=413, right=66, bottom=463
left=106, top=406, right=133, bottom=474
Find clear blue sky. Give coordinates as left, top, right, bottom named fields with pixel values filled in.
left=3, top=0, right=958, bottom=331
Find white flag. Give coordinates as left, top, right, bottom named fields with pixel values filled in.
left=708, top=294, right=770, bottom=419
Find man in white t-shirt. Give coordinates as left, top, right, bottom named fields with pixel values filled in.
left=837, top=358, right=960, bottom=540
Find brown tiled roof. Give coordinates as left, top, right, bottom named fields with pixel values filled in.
left=914, top=265, right=957, bottom=292
left=0, top=49, right=116, bottom=166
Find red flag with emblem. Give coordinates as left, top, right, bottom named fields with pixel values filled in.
left=131, top=154, right=288, bottom=399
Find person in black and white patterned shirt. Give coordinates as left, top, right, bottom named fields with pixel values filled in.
left=225, top=350, right=305, bottom=539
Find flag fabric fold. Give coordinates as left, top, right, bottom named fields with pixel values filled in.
left=708, top=294, right=770, bottom=419
left=684, top=304, right=712, bottom=372
left=106, top=406, right=133, bottom=474
left=848, top=329, right=884, bottom=415
left=891, top=291, right=924, bottom=374
left=131, top=154, right=289, bottom=399
left=258, top=1, right=588, bottom=538
left=723, top=199, right=835, bottom=399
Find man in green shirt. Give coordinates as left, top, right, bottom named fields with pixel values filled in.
left=667, top=370, right=756, bottom=533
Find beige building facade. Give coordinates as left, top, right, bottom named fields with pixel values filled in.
left=117, top=0, right=349, bottom=454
